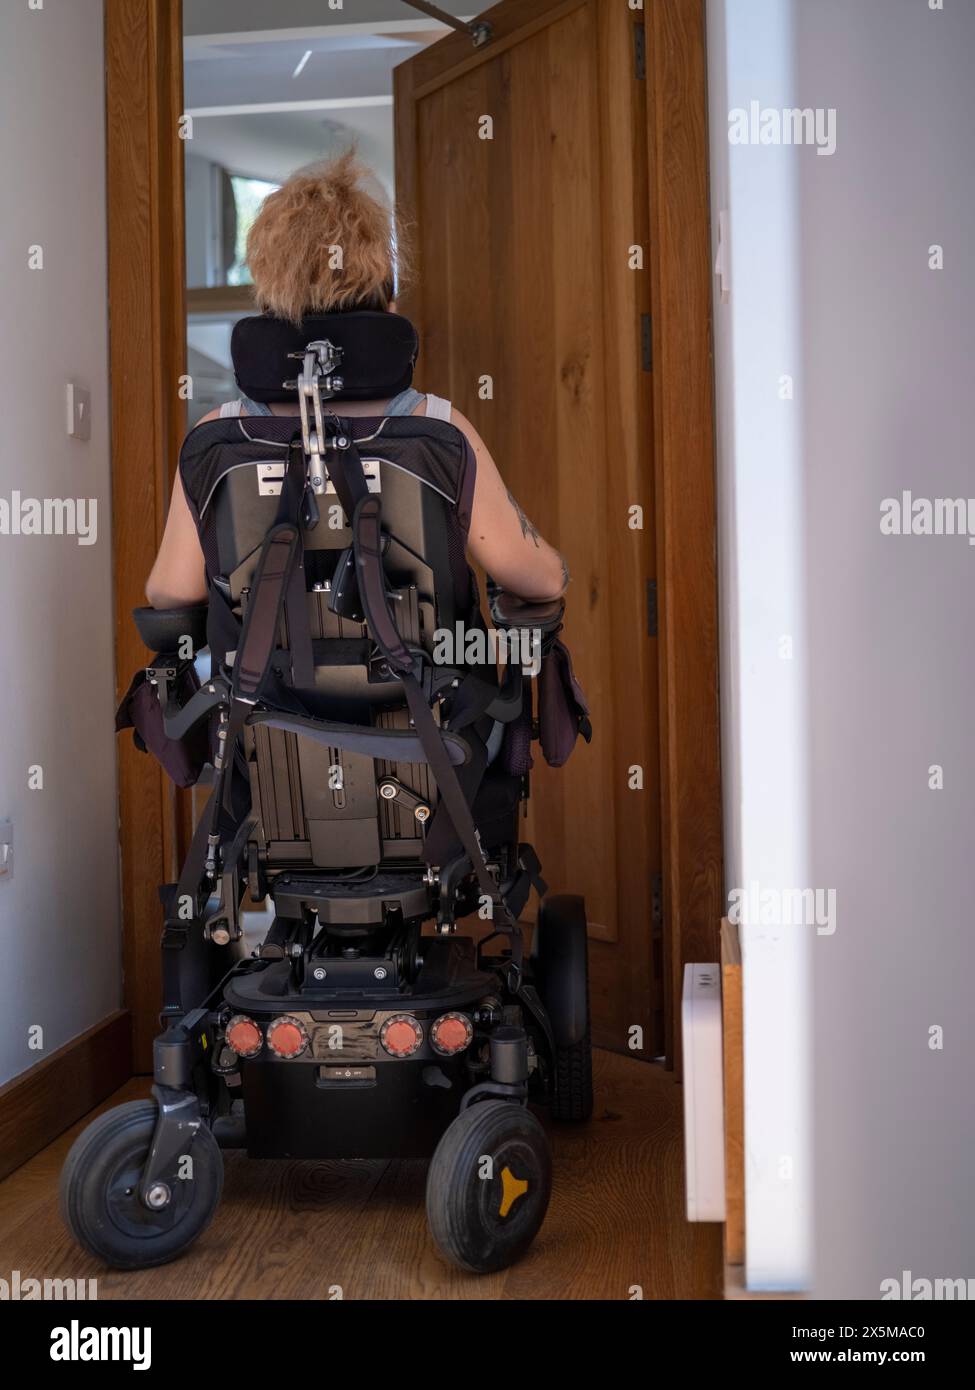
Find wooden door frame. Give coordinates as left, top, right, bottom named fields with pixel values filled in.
left=644, top=0, right=723, bottom=1067
left=107, top=0, right=188, bottom=1072
left=395, top=0, right=722, bottom=1067
left=108, top=0, right=721, bottom=1071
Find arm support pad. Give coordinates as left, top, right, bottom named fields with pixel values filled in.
left=488, top=586, right=565, bottom=636
left=133, top=604, right=209, bottom=656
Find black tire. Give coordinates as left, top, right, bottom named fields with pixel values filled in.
left=532, top=894, right=594, bottom=1122
left=550, top=1022, right=594, bottom=1122
left=60, top=1100, right=223, bottom=1270
left=426, top=1100, right=552, bottom=1273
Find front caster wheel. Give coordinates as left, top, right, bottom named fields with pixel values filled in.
left=426, top=1100, right=552, bottom=1273
left=60, top=1100, right=223, bottom=1269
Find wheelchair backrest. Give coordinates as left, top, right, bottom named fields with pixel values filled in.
left=177, top=313, right=485, bottom=875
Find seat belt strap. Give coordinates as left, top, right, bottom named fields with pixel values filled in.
left=348, top=489, right=518, bottom=935
left=401, top=675, right=515, bottom=930
left=283, top=440, right=315, bottom=690
left=328, top=433, right=520, bottom=938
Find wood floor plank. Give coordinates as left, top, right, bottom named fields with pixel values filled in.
left=0, top=1053, right=721, bottom=1300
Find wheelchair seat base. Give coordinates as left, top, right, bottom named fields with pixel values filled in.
left=224, top=935, right=493, bottom=1012
left=270, top=868, right=431, bottom=926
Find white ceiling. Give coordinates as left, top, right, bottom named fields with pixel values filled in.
left=182, top=7, right=466, bottom=187
left=187, top=108, right=397, bottom=189
left=183, top=1, right=475, bottom=39
left=184, top=31, right=431, bottom=112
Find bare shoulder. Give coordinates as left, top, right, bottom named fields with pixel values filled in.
left=440, top=404, right=490, bottom=457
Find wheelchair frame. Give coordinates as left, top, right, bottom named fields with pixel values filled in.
left=63, top=329, right=592, bottom=1274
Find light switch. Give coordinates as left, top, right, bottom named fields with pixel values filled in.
left=66, top=382, right=91, bottom=441
left=714, top=209, right=730, bottom=305
left=0, top=820, right=12, bottom=883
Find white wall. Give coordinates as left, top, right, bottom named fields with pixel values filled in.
left=709, top=0, right=975, bottom=1295
left=798, top=0, right=975, bottom=1300
left=185, top=152, right=219, bottom=289
left=0, top=0, right=121, bottom=1086
left=185, top=118, right=376, bottom=192
left=706, top=0, right=813, bottom=1291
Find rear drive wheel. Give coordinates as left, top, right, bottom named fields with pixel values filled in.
left=426, top=1100, right=551, bottom=1273
left=532, top=893, right=594, bottom=1121
left=60, top=1100, right=223, bottom=1269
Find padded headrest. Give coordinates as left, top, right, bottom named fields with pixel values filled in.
left=230, top=311, right=419, bottom=404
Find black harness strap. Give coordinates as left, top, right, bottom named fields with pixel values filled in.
left=237, top=441, right=309, bottom=697
left=249, top=708, right=471, bottom=766
left=163, top=438, right=318, bottom=1015
left=236, top=524, right=300, bottom=695
left=324, top=435, right=370, bottom=524
left=160, top=786, right=220, bottom=1017
left=212, top=444, right=309, bottom=833
left=343, top=482, right=518, bottom=935
left=283, top=440, right=315, bottom=690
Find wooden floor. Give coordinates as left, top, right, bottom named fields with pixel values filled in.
left=0, top=1050, right=722, bottom=1300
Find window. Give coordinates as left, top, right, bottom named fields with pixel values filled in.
left=225, top=175, right=279, bottom=285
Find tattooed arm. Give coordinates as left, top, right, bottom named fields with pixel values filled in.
left=450, top=406, right=569, bottom=601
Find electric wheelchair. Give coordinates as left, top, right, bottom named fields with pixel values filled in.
left=61, top=310, right=593, bottom=1275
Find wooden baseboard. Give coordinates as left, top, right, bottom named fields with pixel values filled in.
left=0, top=1011, right=132, bottom=1181
left=720, top=918, right=744, bottom=1266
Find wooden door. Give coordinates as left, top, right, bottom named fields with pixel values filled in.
left=395, top=0, right=662, bottom=1057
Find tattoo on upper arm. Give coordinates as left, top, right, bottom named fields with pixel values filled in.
left=506, top=488, right=540, bottom=547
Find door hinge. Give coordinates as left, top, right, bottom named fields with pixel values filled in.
left=641, top=312, right=653, bottom=372
left=651, top=872, right=663, bottom=933
left=634, top=23, right=647, bottom=81
left=646, top=579, right=658, bottom=638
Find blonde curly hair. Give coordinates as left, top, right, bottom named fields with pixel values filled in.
left=246, top=151, right=405, bottom=324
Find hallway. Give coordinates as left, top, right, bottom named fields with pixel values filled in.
left=0, top=1051, right=721, bottom=1301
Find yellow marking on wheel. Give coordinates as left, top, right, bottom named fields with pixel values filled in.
left=499, top=1166, right=529, bottom=1218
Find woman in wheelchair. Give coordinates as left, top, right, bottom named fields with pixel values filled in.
left=147, top=153, right=567, bottom=613
left=63, top=153, right=593, bottom=1276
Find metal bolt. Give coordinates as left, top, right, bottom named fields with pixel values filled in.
left=144, top=1183, right=170, bottom=1210
left=313, top=967, right=327, bottom=981
left=373, top=966, right=388, bottom=981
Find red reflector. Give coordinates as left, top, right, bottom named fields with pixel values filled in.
left=380, top=1015, right=423, bottom=1057
left=430, top=1012, right=473, bottom=1056
left=266, top=1016, right=308, bottom=1059
left=225, top=1016, right=262, bottom=1058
